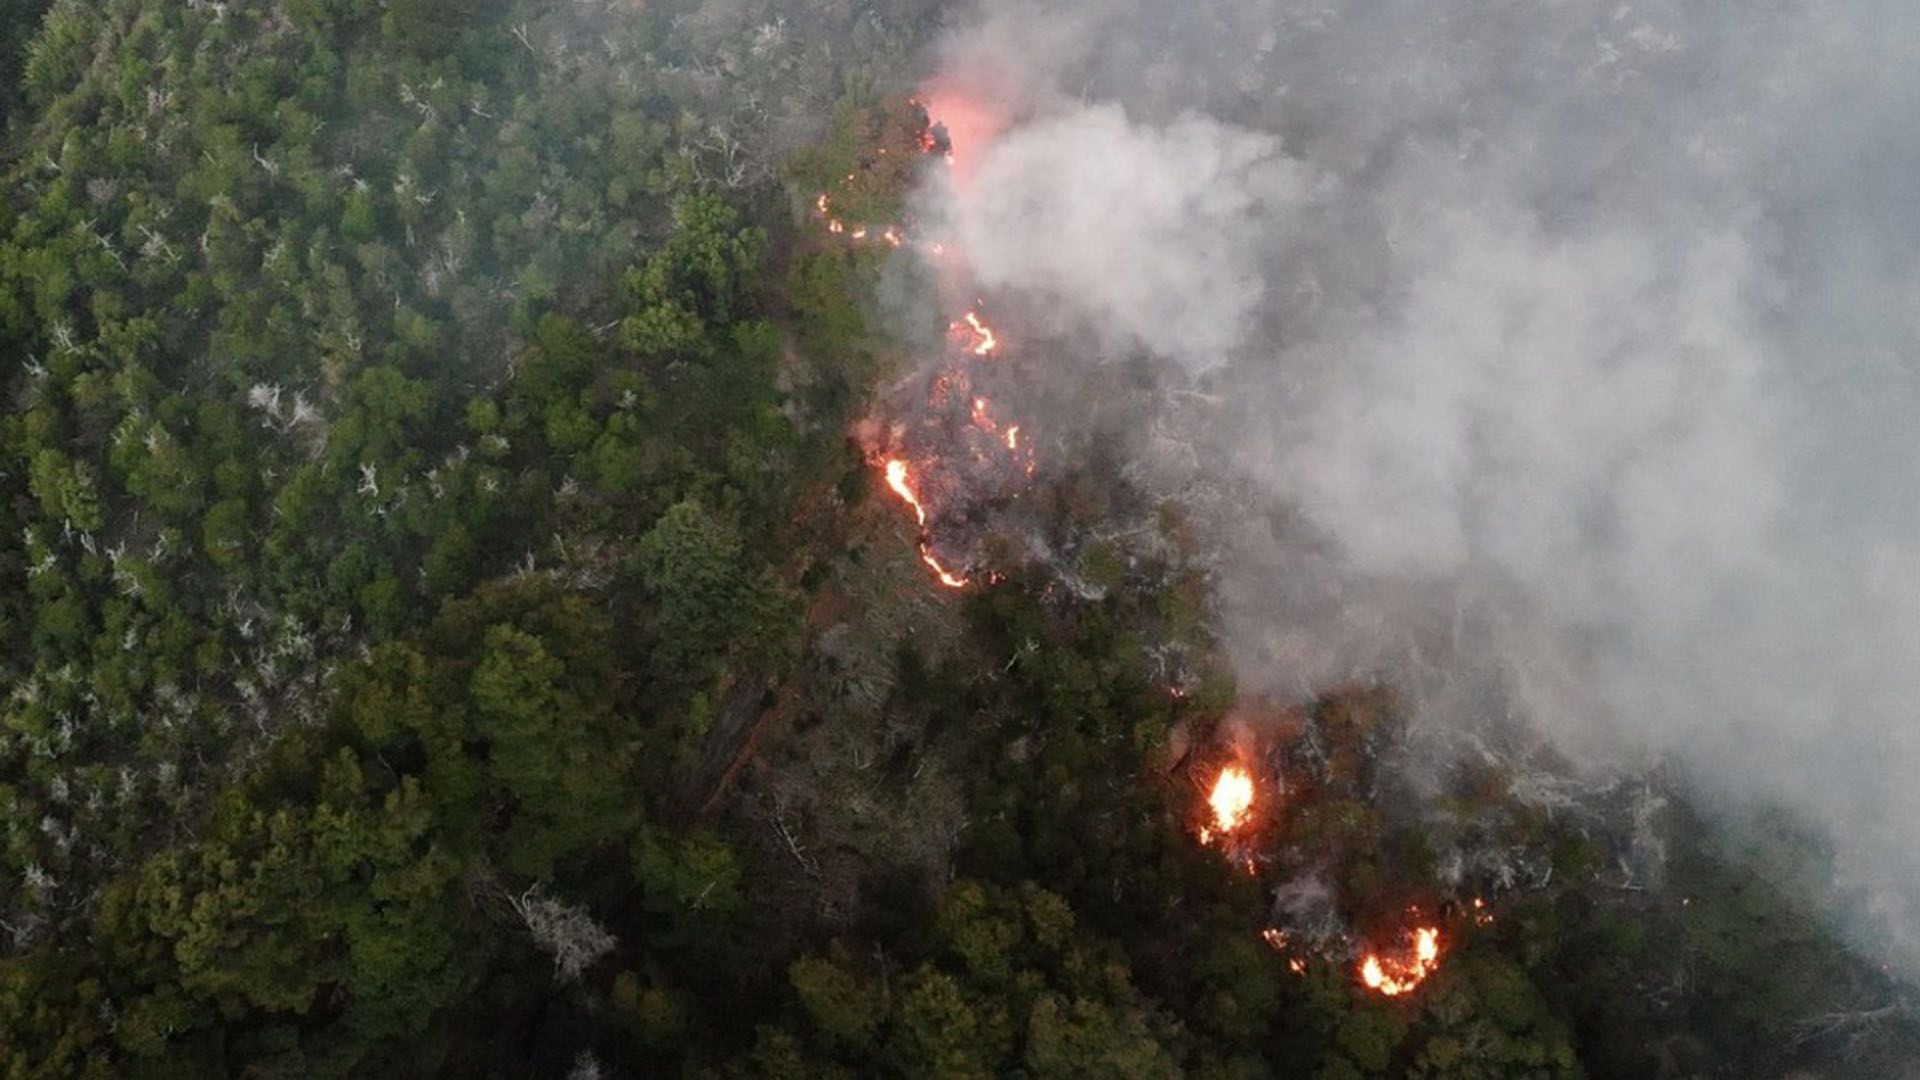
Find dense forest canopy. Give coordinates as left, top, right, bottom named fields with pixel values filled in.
left=0, top=0, right=1914, bottom=1077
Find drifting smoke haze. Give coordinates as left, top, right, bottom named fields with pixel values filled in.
left=920, top=0, right=1920, bottom=965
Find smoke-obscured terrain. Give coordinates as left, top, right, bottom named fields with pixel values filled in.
left=925, top=0, right=1920, bottom=965
left=2, top=0, right=1918, bottom=1075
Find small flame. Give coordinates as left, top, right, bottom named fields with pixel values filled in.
left=884, top=459, right=929, bottom=528
left=1358, top=927, right=1442, bottom=997
left=1262, top=928, right=1308, bottom=974
left=882, top=458, right=967, bottom=589
left=1005, top=425, right=1020, bottom=450
left=954, top=310, right=999, bottom=357
left=921, top=548, right=968, bottom=589
left=1206, top=766, right=1255, bottom=839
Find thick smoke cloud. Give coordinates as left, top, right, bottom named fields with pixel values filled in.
left=951, top=107, right=1312, bottom=369
left=924, top=0, right=1920, bottom=964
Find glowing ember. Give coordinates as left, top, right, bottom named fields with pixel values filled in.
left=1260, top=928, right=1288, bottom=951
left=1358, top=926, right=1442, bottom=997
left=1205, top=765, right=1255, bottom=841
left=1005, top=425, right=1020, bottom=450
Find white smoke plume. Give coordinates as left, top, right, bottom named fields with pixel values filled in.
left=949, top=106, right=1314, bottom=369
left=922, top=0, right=1920, bottom=965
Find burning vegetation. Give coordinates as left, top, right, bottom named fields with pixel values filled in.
left=807, top=97, right=1037, bottom=592
left=867, top=300, right=1030, bottom=589
left=1177, top=694, right=1530, bottom=999
left=802, top=89, right=1804, bottom=1032
left=1359, top=925, right=1443, bottom=997
left=834, top=99, right=1480, bottom=999
left=953, top=309, right=998, bottom=357
left=1198, top=764, right=1254, bottom=845
left=881, top=457, right=968, bottom=589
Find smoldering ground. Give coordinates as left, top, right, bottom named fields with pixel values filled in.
left=914, top=0, right=1920, bottom=968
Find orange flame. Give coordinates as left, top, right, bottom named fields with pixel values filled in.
left=884, top=458, right=928, bottom=528
left=1358, top=926, right=1442, bottom=997
left=1202, top=765, right=1255, bottom=843
left=971, top=397, right=994, bottom=430
left=1261, top=929, right=1308, bottom=973
left=954, top=310, right=998, bottom=357
left=920, top=548, right=968, bottom=589
left=881, top=458, right=967, bottom=589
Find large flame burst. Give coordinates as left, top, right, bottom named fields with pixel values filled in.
left=1358, top=926, right=1443, bottom=997
left=1198, top=765, right=1255, bottom=844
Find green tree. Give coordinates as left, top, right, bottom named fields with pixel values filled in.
left=633, top=499, right=751, bottom=687
left=469, top=622, right=629, bottom=875
left=28, top=447, right=103, bottom=531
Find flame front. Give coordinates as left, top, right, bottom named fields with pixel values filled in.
left=920, top=549, right=968, bottom=589
left=955, top=310, right=999, bottom=357
left=884, top=459, right=928, bottom=528
left=881, top=458, right=967, bottom=589
left=1358, top=926, right=1442, bottom=996
left=1206, top=766, right=1255, bottom=840
left=834, top=101, right=1019, bottom=593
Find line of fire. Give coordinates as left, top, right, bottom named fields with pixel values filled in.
left=807, top=92, right=1502, bottom=1002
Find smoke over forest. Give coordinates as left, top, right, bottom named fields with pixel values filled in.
left=924, top=0, right=1920, bottom=966
left=4, top=0, right=1919, bottom=1072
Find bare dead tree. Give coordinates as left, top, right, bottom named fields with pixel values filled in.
left=1789, top=1002, right=1911, bottom=1053
left=507, top=884, right=617, bottom=983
